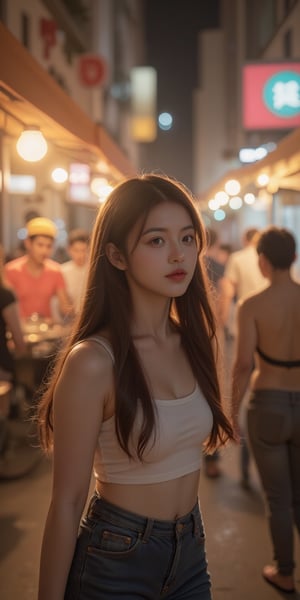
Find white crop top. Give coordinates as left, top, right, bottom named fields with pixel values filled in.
left=88, top=336, right=213, bottom=485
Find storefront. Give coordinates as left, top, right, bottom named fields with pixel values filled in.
left=199, top=124, right=300, bottom=227
left=0, top=23, right=136, bottom=254
left=199, top=58, right=300, bottom=250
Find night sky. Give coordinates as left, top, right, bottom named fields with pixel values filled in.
left=142, top=0, right=220, bottom=190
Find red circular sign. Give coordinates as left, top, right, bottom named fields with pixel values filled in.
left=79, top=55, right=107, bottom=87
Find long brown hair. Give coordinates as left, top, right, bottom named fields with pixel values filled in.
left=0, top=244, right=8, bottom=288
left=38, top=174, right=234, bottom=456
left=0, top=244, right=3, bottom=287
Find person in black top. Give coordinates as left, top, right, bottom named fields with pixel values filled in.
left=0, top=245, right=26, bottom=419
left=231, top=226, right=300, bottom=594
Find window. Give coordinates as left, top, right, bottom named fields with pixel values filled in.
left=21, top=12, right=30, bottom=49
left=284, top=0, right=297, bottom=15
left=0, top=0, right=7, bottom=22
left=283, top=29, right=292, bottom=57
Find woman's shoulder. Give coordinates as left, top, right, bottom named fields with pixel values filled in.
left=237, top=290, right=266, bottom=321
left=65, top=333, right=114, bottom=379
left=291, top=279, right=300, bottom=291
left=84, top=334, right=115, bottom=363
left=237, top=293, right=253, bottom=311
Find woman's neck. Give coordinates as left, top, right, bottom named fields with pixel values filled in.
left=130, top=298, right=173, bottom=341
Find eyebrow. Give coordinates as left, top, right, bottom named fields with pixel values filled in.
left=142, top=224, right=195, bottom=236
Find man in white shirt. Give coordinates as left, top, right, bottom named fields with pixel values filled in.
left=61, top=229, right=90, bottom=314
left=220, top=227, right=267, bottom=336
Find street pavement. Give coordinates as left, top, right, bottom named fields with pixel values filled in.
left=0, top=443, right=299, bottom=599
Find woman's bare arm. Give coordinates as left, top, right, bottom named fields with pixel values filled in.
left=231, top=299, right=257, bottom=435
left=38, top=341, right=113, bottom=600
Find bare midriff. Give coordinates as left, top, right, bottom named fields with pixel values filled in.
left=95, top=469, right=200, bottom=520
left=251, top=362, right=300, bottom=391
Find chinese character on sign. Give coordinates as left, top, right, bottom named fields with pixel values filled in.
left=272, top=81, right=300, bottom=110
left=263, top=70, right=300, bottom=118
left=40, top=19, right=57, bottom=60
left=243, top=63, right=300, bottom=128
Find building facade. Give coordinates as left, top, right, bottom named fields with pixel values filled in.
left=193, top=0, right=300, bottom=256
left=0, top=0, right=147, bottom=254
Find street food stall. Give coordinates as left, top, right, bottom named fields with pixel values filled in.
left=0, top=317, right=71, bottom=479
left=15, top=315, right=71, bottom=401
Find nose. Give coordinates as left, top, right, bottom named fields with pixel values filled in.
left=168, top=243, right=184, bottom=263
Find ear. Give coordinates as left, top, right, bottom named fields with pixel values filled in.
left=258, top=252, right=270, bottom=277
left=105, top=242, right=128, bottom=271
left=24, top=238, right=31, bottom=251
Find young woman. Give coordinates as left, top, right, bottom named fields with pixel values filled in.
left=231, top=226, right=300, bottom=595
left=38, top=174, right=234, bottom=600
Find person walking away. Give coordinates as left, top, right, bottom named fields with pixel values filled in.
left=61, top=228, right=90, bottom=314
left=37, top=174, right=234, bottom=600
left=220, top=227, right=267, bottom=488
left=4, top=217, right=74, bottom=321
left=231, top=226, right=300, bottom=594
left=204, top=228, right=225, bottom=292
left=203, top=227, right=226, bottom=478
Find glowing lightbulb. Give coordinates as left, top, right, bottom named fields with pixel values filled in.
left=16, top=128, right=48, bottom=162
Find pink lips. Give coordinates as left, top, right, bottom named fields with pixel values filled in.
left=166, top=270, right=187, bottom=282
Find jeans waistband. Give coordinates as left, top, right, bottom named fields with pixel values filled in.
left=251, top=389, right=300, bottom=403
left=86, top=494, right=200, bottom=541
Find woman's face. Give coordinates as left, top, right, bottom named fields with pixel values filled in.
left=123, top=202, right=198, bottom=300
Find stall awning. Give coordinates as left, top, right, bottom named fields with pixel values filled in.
left=198, top=126, right=300, bottom=204
left=0, top=23, right=136, bottom=180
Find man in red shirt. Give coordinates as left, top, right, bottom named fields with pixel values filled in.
left=5, top=218, right=74, bottom=321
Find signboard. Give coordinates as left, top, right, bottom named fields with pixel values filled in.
left=130, top=67, right=157, bottom=142
left=68, top=163, right=90, bottom=202
left=78, top=55, right=107, bottom=87
left=40, top=18, right=57, bottom=60
left=243, top=62, right=300, bottom=129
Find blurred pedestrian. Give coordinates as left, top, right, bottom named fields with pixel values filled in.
left=220, top=227, right=266, bottom=336
left=61, top=228, right=90, bottom=314
left=204, top=228, right=225, bottom=293
left=217, top=243, right=232, bottom=268
left=0, top=244, right=26, bottom=432
left=4, top=217, right=74, bottom=321
left=203, top=227, right=225, bottom=478
left=231, top=226, right=300, bottom=594
left=37, top=173, right=234, bottom=600
left=220, top=227, right=267, bottom=488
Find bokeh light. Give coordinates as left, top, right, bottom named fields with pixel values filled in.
left=158, top=112, right=173, bottom=131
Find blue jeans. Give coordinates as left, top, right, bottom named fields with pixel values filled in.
left=65, top=494, right=212, bottom=599
left=247, top=389, right=300, bottom=575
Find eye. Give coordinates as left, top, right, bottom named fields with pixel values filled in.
left=182, top=233, right=195, bottom=244
left=149, top=237, right=164, bottom=247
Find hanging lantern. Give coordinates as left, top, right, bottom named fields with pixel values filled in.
left=16, top=128, right=48, bottom=162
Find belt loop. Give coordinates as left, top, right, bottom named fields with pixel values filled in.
left=142, top=518, right=154, bottom=543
